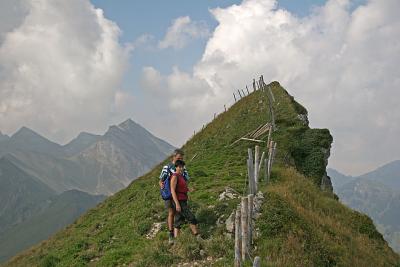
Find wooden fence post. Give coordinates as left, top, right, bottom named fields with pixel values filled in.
left=233, top=93, right=237, bottom=102
left=253, top=79, right=256, bottom=92
left=235, top=208, right=242, bottom=267
left=224, top=104, right=226, bottom=112
left=267, top=141, right=274, bottom=179
left=272, top=142, right=277, bottom=164
left=247, top=148, right=255, bottom=194
left=267, top=125, right=272, bottom=150
left=238, top=90, right=242, bottom=98
left=254, top=145, right=260, bottom=192
left=264, top=158, right=268, bottom=184
left=266, top=86, right=276, bottom=130
left=241, top=89, right=246, bottom=97
left=259, top=151, right=265, bottom=176
left=241, top=197, right=249, bottom=261
left=268, top=84, right=276, bottom=102
left=248, top=194, right=254, bottom=246
left=246, top=85, right=250, bottom=95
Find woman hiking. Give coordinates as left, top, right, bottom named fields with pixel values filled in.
left=170, top=159, right=199, bottom=238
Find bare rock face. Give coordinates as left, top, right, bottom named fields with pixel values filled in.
left=297, top=114, right=309, bottom=126
left=321, top=174, right=334, bottom=192
left=73, top=119, right=175, bottom=195
left=320, top=146, right=334, bottom=194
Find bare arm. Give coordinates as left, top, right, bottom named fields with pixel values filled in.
left=170, top=175, right=181, bottom=212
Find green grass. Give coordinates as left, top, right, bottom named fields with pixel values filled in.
left=4, top=82, right=399, bottom=267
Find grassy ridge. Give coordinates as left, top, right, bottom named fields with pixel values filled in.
left=5, top=82, right=399, bottom=267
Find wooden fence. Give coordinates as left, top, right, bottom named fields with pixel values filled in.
left=233, top=75, right=277, bottom=266
left=234, top=140, right=277, bottom=266
left=188, top=74, right=278, bottom=266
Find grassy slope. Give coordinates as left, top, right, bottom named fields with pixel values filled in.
left=5, top=82, right=399, bottom=267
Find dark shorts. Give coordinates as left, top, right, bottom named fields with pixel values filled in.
left=164, top=199, right=173, bottom=209
left=172, top=200, right=198, bottom=228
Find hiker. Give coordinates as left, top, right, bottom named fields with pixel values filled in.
left=170, top=159, right=198, bottom=238
left=159, top=149, right=189, bottom=243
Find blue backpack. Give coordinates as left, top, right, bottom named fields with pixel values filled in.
left=160, top=166, right=173, bottom=200
left=160, top=177, right=172, bottom=200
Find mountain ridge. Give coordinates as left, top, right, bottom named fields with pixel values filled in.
left=63, top=132, right=101, bottom=157
left=329, top=162, right=400, bottom=253
left=5, top=82, right=399, bottom=266
left=0, top=156, right=56, bottom=235
left=0, top=118, right=175, bottom=195
left=0, top=189, right=105, bottom=263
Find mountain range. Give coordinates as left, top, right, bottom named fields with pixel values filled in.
left=328, top=161, right=400, bottom=253
left=0, top=119, right=175, bottom=263
left=0, top=119, right=174, bottom=196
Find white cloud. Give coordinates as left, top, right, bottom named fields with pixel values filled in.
left=159, top=16, right=210, bottom=50
left=142, top=0, right=400, bottom=175
left=140, top=66, right=164, bottom=93
left=0, top=0, right=131, bottom=144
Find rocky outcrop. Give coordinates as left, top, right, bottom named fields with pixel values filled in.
left=321, top=174, right=333, bottom=192
left=218, top=187, right=239, bottom=201
left=320, top=147, right=333, bottom=193
left=297, top=114, right=309, bottom=126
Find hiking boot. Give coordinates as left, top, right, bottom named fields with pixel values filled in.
left=168, top=232, right=174, bottom=244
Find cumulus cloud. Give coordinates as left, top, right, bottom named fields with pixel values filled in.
left=142, top=0, right=400, bottom=175
left=159, top=16, right=210, bottom=50
left=141, top=66, right=164, bottom=92
left=0, top=0, right=131, bottom=144
left=0, top=0, right=29, bottom=43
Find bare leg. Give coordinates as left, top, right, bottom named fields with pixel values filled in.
left=168, top=208, right=175, bottom=231
left=189, top=224, right=199, bottom=235
left=174, top=227, right=180, bottom=237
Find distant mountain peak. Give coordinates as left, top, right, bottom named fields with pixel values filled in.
left=104, top=119, right=145, bottom=136
left=12, top=126, right=42, bottom=140
left=118, top=118, right=140, bottom=131
left=63, top=132, right=101, bottom=157
left=6, top=126, right=64, bottom=157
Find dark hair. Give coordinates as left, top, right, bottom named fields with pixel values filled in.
left=175, top=159, right=185, bottom=167
left=173, top=149, right=184, bottom=156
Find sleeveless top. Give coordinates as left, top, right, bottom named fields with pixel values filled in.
left=173, top=173, right=188, bottom=201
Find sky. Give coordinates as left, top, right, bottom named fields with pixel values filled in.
left=0, top=0, right=399, bottom=176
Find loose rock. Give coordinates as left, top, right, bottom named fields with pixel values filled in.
left=145, top=222, right=163, bottom=239
left=218, top=187, right=239, bottom=201
left=225, top=211, right=235, bottom=233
